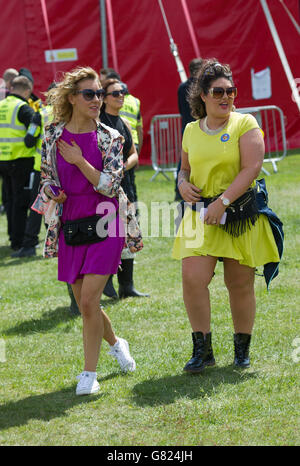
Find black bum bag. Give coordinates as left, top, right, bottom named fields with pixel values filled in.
left=201, top=187, right=259, bottom=237
left=62, top=214, right=112, bottom=246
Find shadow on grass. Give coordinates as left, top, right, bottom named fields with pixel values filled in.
left=2, top=299, right=122, bottom=337
left=132, top=366, right=258, bottom=406
left=2, top=306, right=79, bottom=337
left=0, top=245, right=12, bottom=260
left=0, top=386, right=103, bottom=431
left=0, top=254, right=43, bottom=267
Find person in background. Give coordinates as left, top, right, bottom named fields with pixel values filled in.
left=19, top=68, right=42, bottom=112
left=32, top=67, right=140, bottom=396
left=175, top=58, right=203, bottom=201
left=0, top=76, right=38, bottom=250
left=100, top=68, right=143, bottom=154
left=0, top=68, right=19, bottom=214
left=1, top=68, right=18, bottom=99
left=12, top=104, right=52, bottom=257
left=100, top=77, right=149, bottom=299
left=100, top=68, right=143, bottom=207
left=173, top=59, right=281, bottom=373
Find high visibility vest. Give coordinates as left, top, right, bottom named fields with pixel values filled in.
left=120, top=94, right=142, bottom=145
left=0, top=95, right=36, bottom=161
left=34, top=105, right=53, bottom=171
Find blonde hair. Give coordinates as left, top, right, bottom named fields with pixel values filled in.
left=47, top=66, right=100, bottom=123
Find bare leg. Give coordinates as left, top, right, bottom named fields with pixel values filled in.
left=223, top=258, right=256, bottom=334
left=182, top=255, right=218, bottom=334
left=100, top=306, right=117, bottom=346
left=72, top=274, right=112, bottom=372
left=71, top=277, right=117, bottom=347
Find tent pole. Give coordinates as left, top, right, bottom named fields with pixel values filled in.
left=99, top=0, right=108, bottom=68
left=279, top=0, right=300, bottom=35
left=106, top=0, right=119, bottom=71
left=40, top=0, right=57, bottom=79
left=157, top=0, right=187, bottom=83
left=180, top=0, right=201, bottom=58
left=260, top=0, right=300, bottom=112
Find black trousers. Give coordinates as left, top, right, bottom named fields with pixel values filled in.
left=22, top=170, right=42, bottom=248
left=0, top=157, right=34, bottom=248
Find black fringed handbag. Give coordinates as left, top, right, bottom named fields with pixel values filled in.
left=220, top=187, right=259, bottom=237
left=201, top=186, right=259, bottom=237
left=176, top=186, right=260, bottom=237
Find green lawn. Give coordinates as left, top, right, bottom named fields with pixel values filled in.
left=0, top=154, right=299, bottom=446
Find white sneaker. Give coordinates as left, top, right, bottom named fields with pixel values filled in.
left=108, top=338, right=136, bottom=372
left=76, top=371, right=100, bottom=396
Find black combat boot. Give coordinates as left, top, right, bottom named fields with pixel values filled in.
left=234, top=333, right=251, bottom=368
left=183, top=331, right=215, bottom=373
left=103, top=275, right=118, bottom=299
left=118, top=259, right=149, bottom=298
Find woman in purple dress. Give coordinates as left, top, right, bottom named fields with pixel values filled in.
left=33, top=67, right=141, bottom=395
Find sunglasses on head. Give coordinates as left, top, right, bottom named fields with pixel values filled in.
left=204, top=63, right=232, bottom=78
left=105, top=89, right=126, bottom=98
left=76, top=89, right=105, bottom=101
left=208, top=86, right=237, bottom=99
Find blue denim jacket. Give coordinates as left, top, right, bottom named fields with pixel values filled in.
left=255, top=178, right=284, bottom=290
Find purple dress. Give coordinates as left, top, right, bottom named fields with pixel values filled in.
left=56, top=128, right=125, bottom=284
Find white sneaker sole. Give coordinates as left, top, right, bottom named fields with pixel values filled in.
left=76, top=378, right=100, bottom=396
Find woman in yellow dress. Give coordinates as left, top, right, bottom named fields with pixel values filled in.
left=173, top=59, right=280, bottom=372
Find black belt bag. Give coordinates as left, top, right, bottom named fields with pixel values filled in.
left=202, top=187, right=259, bottom=237
left=62, top=214, right=113, bottom=246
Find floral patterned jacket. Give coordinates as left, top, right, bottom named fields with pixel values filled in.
left=32, top=120, right=143, bottom=258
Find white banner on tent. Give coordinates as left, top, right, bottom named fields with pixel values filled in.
left=45, top=48, right=78, bottom=63
left=251, top=67, right=272, bottom=100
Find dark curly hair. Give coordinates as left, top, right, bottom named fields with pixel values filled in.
left=188, top=58, right=234, bottom=119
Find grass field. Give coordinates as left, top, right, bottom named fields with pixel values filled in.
left=0, top=154, right=299, bottom=446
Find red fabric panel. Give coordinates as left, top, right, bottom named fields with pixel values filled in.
left=0, top=0, right=299, bottom=163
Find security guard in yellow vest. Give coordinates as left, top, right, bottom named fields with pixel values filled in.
left=12, top=104, right=54, bottom=257
left=120, top=91, right=143, bottom=153
left=119, top=87, right=143, bottom=206
left=0, top=76, right=39, bottom=250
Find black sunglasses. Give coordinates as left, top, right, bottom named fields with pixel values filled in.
left=208, top=86, right=237, bottom=99
left=105, top=89, right=126, bottom=98
left=76, top=89, right=105, bottom=101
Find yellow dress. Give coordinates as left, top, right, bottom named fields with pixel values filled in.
left=172, top=112, right=280, bottom=267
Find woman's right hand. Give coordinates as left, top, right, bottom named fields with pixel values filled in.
left=179, top=180, right=202, bottom=203
left=45, top=186, right=67, bottom=204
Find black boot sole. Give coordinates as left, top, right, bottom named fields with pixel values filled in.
left=183, top=358, right=216, bottom=373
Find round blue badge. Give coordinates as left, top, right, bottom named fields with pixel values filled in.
left=221, top=133, right=230, bottom=142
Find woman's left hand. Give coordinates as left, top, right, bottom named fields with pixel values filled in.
left=57, top=139, right=83, bottom=165
left=204, top=198, right=226, bottom=225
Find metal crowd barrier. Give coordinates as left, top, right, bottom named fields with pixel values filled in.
left=149, top=106, right=286, bottom=180
left=236, top=105, right=287, bottom=175
left=149, top=114, right=182, bottom=181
